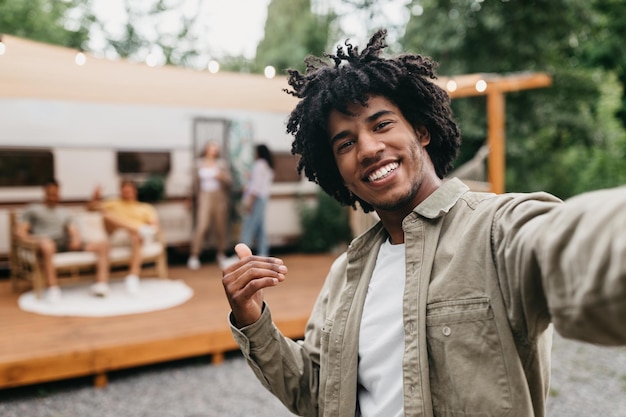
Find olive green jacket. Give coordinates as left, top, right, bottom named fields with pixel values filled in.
left=231, top=178, right=626, bottom=417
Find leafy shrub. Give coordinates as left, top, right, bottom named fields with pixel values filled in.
left=137, top=176, right=165, bottom=203
left=298, top=190, right=352, bottom=253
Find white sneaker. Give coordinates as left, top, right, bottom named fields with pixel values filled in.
left=187, top=256, right=200, bottom=270
left=219, top=255, right=239, bottom=270
left=90, top=282, right=110, bottom=297
left=125, top=274, right=140, bottom=295
left=45, top=286, right=62, bottom=304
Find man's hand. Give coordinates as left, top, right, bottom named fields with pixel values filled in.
left=92, top=185, right=102, bottom=201
left=87, top=185, right=103, bottom=211
left=222, top=243, right=287, bottom=328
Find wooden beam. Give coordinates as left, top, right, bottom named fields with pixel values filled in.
left=444, top=72, right=552, bottom=99
left=487, top=91, right=506, bottom=194
left=443, top=72, right=551, bottom=194
left=488, top=72, right=553, bottom=94
left=93, top=372, right=108, bottom=388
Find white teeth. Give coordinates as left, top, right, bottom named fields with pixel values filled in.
left=368, top=162, right=399, bottom=182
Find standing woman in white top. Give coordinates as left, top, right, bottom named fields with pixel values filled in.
left=239, top=144, right=274, bottom=256
left=187, top=141, right=232, bottom=269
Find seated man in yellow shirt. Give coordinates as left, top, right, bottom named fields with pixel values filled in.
left=89, top=179, right=159, bottom=294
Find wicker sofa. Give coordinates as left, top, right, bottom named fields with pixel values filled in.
left=9, top=210, right=168, bottom=299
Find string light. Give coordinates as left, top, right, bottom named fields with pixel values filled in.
left=75, top=49, right=86, bottom=66
left=145, top=53, right=158, bottom=67
left=475, top=79, right=487, bottom=93
left=264, top=65, right=276, bottom=79
left=207, top=59, right=219, bottom=73
left=446, top=79, right=457, bottom=92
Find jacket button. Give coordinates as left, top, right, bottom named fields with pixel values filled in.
left=442, top=326, right=452, bottom=336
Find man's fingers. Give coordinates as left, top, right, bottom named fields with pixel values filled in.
left=235, top=243, right=253, bottom=259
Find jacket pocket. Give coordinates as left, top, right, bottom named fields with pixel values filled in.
left=426, top=297, right=512, bottom=417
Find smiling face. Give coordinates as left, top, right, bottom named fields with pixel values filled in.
left=120, top=181, right=138, bottom=202
left=328, top=96, right=441, bottom=220
left=205, top=142, right=220, bottom=159
left=44, top=183, right=60, bottom=207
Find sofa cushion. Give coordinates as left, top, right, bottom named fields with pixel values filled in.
left=73, top=211, right=108, bottom=243
left=53, top=251, right=98, bottom=267
left=109, top=242, right=164, bottom=262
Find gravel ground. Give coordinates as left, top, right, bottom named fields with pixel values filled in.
left=1, top=333, right=624, bottom=417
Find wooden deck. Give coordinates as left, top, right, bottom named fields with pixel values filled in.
left=0, top=252, right=335, bottom=390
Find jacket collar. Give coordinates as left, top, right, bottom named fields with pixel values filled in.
left=347, top=178, right=469, bottom=259
left=413, top=177, right=469, bottom=219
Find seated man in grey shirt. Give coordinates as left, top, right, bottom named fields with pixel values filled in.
left=15, top=179, right=110, bottom=302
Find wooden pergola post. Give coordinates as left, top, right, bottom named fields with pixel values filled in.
left=487, top=90, right=506, bottom=194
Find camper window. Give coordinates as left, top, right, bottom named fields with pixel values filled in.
left=0, top=148, right=54, bottom=186
left=116, top=151, right=171, bottom=175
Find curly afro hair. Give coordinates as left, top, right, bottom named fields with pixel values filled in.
left=284, top=29, right=461, bottom=213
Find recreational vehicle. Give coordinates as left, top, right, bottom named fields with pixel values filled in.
left=0, top=35, right=552, bottom=268
left=0, top=35, right=317, bottom=265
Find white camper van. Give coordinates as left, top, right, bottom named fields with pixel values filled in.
left=0, top=36, right=318, bottom=266
left=0, top=36, right=553, bottom=268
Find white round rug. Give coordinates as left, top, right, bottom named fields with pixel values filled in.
left=18, top=278, right=194, bottom=317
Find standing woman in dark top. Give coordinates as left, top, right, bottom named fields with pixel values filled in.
left=239, top=144, right=274, bottom=256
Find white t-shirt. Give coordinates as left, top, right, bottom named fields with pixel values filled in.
left=198, top=165, right=220, bottom=192
left=357, top=238, right=406, bottom=417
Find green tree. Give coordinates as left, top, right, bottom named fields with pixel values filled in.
left=219, top=55, right=256, bottom=74
left=255, top=0, right=335, bottom=74
left=0, top=0, right=93, bottom=49
left=332, top=0, right=408, bottom=54
left=298, top=190, right=352, bottom=253
left=0, top=0, right=201, bottom=67
left=576, top=0, right=626, bottom=127
left=402, top=0, right=626, bottom=197
left=93, top=0, right=202, bottom=66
